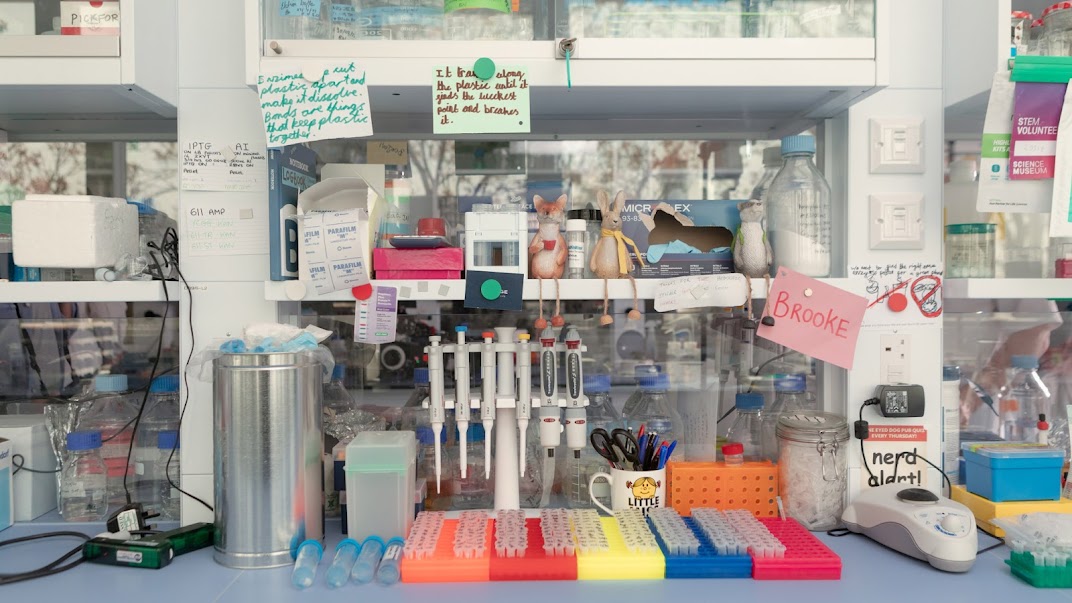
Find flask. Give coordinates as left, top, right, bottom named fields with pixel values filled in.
left=725, top=392, right=765, bottom=462
left=766, top=134, right=832, bottom=277
left=60, top=431, right=108, bottom=521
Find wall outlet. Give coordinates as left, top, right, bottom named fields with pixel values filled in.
left=880, top=334, right=911, bottom=384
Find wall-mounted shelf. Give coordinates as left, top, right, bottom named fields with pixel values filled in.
left=944, top=278, right=1072, bottom=300
left=0, top=281, right=178, bottom=303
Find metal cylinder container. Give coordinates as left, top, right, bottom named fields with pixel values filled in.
left=213, top=352, right=323, bottom=568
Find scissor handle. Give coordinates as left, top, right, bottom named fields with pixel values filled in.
left=611, top=428, right=639, bottom=460
left=589, top=430, right=619, bottom=466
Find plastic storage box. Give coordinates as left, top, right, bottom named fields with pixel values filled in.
left=0, top=416, right=58, bottom=521
left=963, top=444, right=1065, bottom=502
left=12, top=195, right=138, bottom=268
left=345, top=431, right=416, bottom=542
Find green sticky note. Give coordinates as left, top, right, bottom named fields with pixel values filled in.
left=445, top=0, right=510, bottom=14
left=433, top=64, right=530, bottom=135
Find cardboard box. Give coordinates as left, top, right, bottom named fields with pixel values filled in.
left=0, top=438, right=11, bottom=533
left=268, top=145, right=318, bottom=281
left=620, top=199, right=740, bottom=278
left=0, top=416, right=58, bottom=521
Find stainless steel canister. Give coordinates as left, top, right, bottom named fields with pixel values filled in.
left=213, top=352, right=323, bottom=568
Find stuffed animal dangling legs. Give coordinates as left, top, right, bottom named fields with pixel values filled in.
left=536, top=278, right=565, bottom=330
left=742, top=274, right=775, bottom=329
left=599, top=277, right=643, bottom=326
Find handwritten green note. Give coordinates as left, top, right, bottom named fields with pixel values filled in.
left=433, top=64, right=530, bottom=135
left=445, top=0, right=510, bottom=14
left=258, top=61, right=374, bottom=147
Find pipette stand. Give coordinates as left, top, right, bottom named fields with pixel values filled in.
left=424, top=326, right=587, bottom=510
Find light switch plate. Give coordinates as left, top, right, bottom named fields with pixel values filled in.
left=870, top=193, right=924, bottom=250
left=870, top=118, right=924, bottom=174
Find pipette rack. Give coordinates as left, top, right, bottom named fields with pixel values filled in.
left=666, top=461, right=779, bottom=518
left=753, top=517, right=841, bottom=580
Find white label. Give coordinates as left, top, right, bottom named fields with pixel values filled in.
left=355, top=285, right=398, bottom=344
left=116, top=550, right=143, bottom=564
left=60, top=1, right=120, bottom=35
left=383, top=543, right=403, bottom=562
left=181, top=140, right=267, bottom=192
left=567, top=241, right=584, bottom=270
left=653, top=274, right=747, bottom=312
left=186, top=205, right=268, bottom=257
left=302, top=209, right=371, bottom=295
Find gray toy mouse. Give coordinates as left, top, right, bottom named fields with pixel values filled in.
left=733, top=200, right=774, bottom=326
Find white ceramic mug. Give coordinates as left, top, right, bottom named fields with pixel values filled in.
left=587, top=468, right=667, bottom=516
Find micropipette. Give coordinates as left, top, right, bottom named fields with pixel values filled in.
left=516, top=331, right=532, bottom=477
left=562, top=327, right=586, bottom=459
left=481, top=330, right=497, bottom=479
left=538, top=326, right=562, bottom=456
left=427, top=335, right=445, bottom=493
left=454, top=325, right=470, bottom=479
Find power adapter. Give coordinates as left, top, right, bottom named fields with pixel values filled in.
left=106, top=503, right=158, bottom=534
left=873, top=384, right=925, bottom=418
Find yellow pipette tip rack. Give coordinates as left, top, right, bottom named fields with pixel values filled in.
left=576, top=517, right=665, bottom=581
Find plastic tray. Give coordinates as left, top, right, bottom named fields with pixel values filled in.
left=1007, top=551, right=1072, bottom=588
left=667, top=461, right=778, bottom=518
left=399, top=518, right=491, bottom=583
left=752, top=517, right=841, bottom=580
left=489, top=518, right=577, bottom=581
left=951, top=485, right=1072, bottom=537
left=576, top=517, right=665, bottom=581
left=649, top=515, right=753, bottom=579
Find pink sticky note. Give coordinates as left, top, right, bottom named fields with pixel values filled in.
left=758, top=267, right=867, bottom=370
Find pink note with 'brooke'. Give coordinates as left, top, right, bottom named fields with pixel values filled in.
left=757, top=267, right=868, bottom=370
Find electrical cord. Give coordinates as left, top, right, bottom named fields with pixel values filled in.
left=11, top=453, right=61, bottom=476
left=858, top=397, right=952, bottom=496
left=893, top=450, right=953, bottom=497
left=0, top=531, right=89, bottom=586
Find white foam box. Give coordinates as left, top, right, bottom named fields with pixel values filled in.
left=0, top=416, right=58, bottom=521
left=12, top=195, right=138, bottom=268
left=0, top=438, right=11, bottom=532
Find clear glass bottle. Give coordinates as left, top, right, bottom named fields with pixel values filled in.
left=453, top=423, right=492, bottom=509
left=623, top=373, right=680, bottom=446
left=156, top=430, right=180, bottom=520
left=998, top=355, right=1050, bottom=442
left=61, top=431, right=108, bottom=522
left=766, top=134, right=832, bottom=277
left=80, top=373, right=137, bottom=506
left=566, top=218, right=587, bottom=279
left=726, top=392, right=765, bottom=462
left=132, top=375, right=179, bottom=511
left=749, top=145, right=783, bottom=203
left=762, top=373, right=807, bottom=461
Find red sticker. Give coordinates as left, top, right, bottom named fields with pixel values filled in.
left=887, top=292, right=908, bottom=312
left=352, top=284, right=373, bottom=301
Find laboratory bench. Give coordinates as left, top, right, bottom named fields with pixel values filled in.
left=1, top=518, right=1062, bottom=602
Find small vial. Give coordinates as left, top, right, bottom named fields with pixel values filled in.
left=326, top=538, right=360, bottom=589
left=351, top=536, right=386, bottom=584
left=376, top=538, right=405, bottom=586
left=722, top=443, right=744, bottom=466
left=566, top=219, right=586, bottom=279
left=291, top=540, right=323, bottom=590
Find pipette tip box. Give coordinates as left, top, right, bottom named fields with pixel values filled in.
left=1006, top=551, right=1072, bottom=588
left=576, top=517, right=665, bottom=581
left=400, top=518, right=492, bottom=583
left=951, top=485, right=1072, bottom=537
left=489, top=519, right=578, bottom=581
left=650, top=515, right=753, bottom=579
left=752, top=517, right=841, bottom=580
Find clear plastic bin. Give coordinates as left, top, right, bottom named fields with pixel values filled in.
left=345, top=431, right=417, bottom=542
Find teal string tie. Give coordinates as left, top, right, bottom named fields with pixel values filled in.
left=565, top=49, right=572, bottom=89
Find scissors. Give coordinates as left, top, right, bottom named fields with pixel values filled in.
left=610, top=428, right=641, bottom=465
left=590, top=429, right=624, bottom=468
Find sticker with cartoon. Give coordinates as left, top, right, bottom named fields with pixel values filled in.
left=626, top=476, right=661, bottom=513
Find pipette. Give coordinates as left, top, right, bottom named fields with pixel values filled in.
left=538, top=326, right=562, bottom=456
left=562, top=327, right=586, bottom=459
left=454, top=325, right=470, bottom=479
left=427, top=335, right=445, bottom=493
left=516, top=331, right=532, bottom=477
left=481, top=330, right=497, bottom=479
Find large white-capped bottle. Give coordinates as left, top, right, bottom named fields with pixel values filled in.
left=766, top=134, right=832, bottom=277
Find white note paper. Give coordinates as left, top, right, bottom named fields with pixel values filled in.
left=302, top=209, right=371, bottom=295
left=181, top=140, right=267, bottom=192
left=258, top=61, right=373, bottom=147
left=653, top=274, right=748, bottom=312
left=185, top=204, right=266, bottom=257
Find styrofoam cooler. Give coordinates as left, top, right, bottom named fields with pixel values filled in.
left=12, top=195, right=138, bottom=268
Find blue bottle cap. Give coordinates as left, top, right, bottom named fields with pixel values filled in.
left=415, top=426, right=446, bottom=445
left=94, top=373, right=128, bottom=393
left=1011, top=355, right=1039, bottom=369
left=414, top=367, right=430, bottom=385
left=298, top=539, right=324, bottom=558
left=361, top=535, right=386, bottom=549
left=583, top=373, right=611, bottom=393
left=455, top=325, right=468, bottom=333
left=775, top=374, right=807, bottom=393
left=337, top=538, right=361, bottom=552
left=638, top=373, right=670, bottom=391
left=149, top=374, right=179, bottom=393
left=332, top=364, right=346, bottom=381
left=735, top=392, right=765, bottom=410
left=781, top=134, right=816, bottom=156
left=66, top=431, right=103, bottom=451
left=943, top=365, right=961, bottom=381
left=157, top=430, right=179, bottom=450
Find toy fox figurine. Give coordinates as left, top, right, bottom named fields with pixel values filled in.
left=591, top=190, right=643, bottom=326
left=529, top=194, right=568, bottom=330
left=733, top=200, right=774, bottom=328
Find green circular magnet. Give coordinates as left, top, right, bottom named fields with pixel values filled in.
left=473, top=57, right=496, bottom=80
left=480, top=278, right=502, bottom=300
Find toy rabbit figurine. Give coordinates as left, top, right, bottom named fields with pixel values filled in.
left=591, top=190, right=643, bottom=326
left=733, top=200, right=774, bottom=328
left=529, top=194, right=568, bottom=330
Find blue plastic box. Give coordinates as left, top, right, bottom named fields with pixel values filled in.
left=963, top=444, right=1065, bottom=502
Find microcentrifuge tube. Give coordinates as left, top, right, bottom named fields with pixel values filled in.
left=326, top=538, right=360, bottom=589
left=376, top=538, right=405, bottom=586
left=351, top=536, right=386, bottom=584
left=291, top=539, right=323, bottom=590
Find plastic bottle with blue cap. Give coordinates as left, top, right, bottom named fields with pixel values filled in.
left=83, top=373, right=137, bottom=506
left=326, top=538, right=360, bottom=589
left=624, top=372, right=680, bottom=449
left=998, top=355, right=1050, bottom=442
left=155, top=430, right=180, bottom=520
left=291, top=539, right=323, bottom=589
left=351, top=536, right=386, bottom=584
left=765, top=134, right=832, bottom=277
left=762, top=374, right=808, bottom=461
left=60, top=431, right=108, bottom=522
left=133, top=375, right=180, bottom=511
left=726, top=392, right=765, bottom=462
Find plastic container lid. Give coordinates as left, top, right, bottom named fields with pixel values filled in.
left=735, top=392, right=764, bottom=410
left=638, top=373, right=670, bottom=391
left=943, top=365, right=961, bottom=381
left=775, top=412, right=850, bottom=444
left=946, top=223, right=996, bottom=235
left=780, top=134, right=816, bottom=156
left=1043, top=3, right=1072, bottom=18
left=583, top=373, right=611, bottom=394
left=94, top=373, right=128, bottom=393
left=1012, top=355, right=1039, bottom=369
left=67, top=430, right=102, bottom=451
left=345, top=431, right=417, bottom=471
left=566, top=219, right=586, bottom=232
left=455, top=325, right=468, bottom=333
left=722, top=443, right=744, bottom=456
left=1012, top=10, right=1033, bottom=19
left=775, top=373, right=807, bottom=393
left=962, top=443, right=1065, bottom=460
left=150, top=374, right=179, bottom=393
left=414, top=367, right=429, bottom=384
left=567, top=208, right=603, bottom=222
left=157, top=430, right=179, bottom=450
left=415, top=426, right=446, bottom=445
left=762, top=146, right=782, bottom=167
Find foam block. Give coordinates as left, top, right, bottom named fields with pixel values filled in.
left=13, top=195, right=138, bottom=268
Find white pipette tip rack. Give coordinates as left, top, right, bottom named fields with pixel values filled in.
left=648, top=508, right=702, bottom=556
left=453, top=510, right=489, bottom=560
left=615, top=509, right=660, bottom=554
left=495, top=509, right=529, bottom=558
left=405, top=511, right=446, bottom=561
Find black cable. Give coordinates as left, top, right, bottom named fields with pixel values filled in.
left=978, top=529, right=1006, bottom=554
left=13, top=303, right=49, bottom=395
left=11, top=453, right=61, bottom=476
left=893, top=450, right=952, bottom=497
left=859, top=398, right=881, bottom=484
left=0, top=531, right=89, bottom=586
left=826, top=528, right=854, bottom=537
left=746, top=351, right=795, bottom=393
